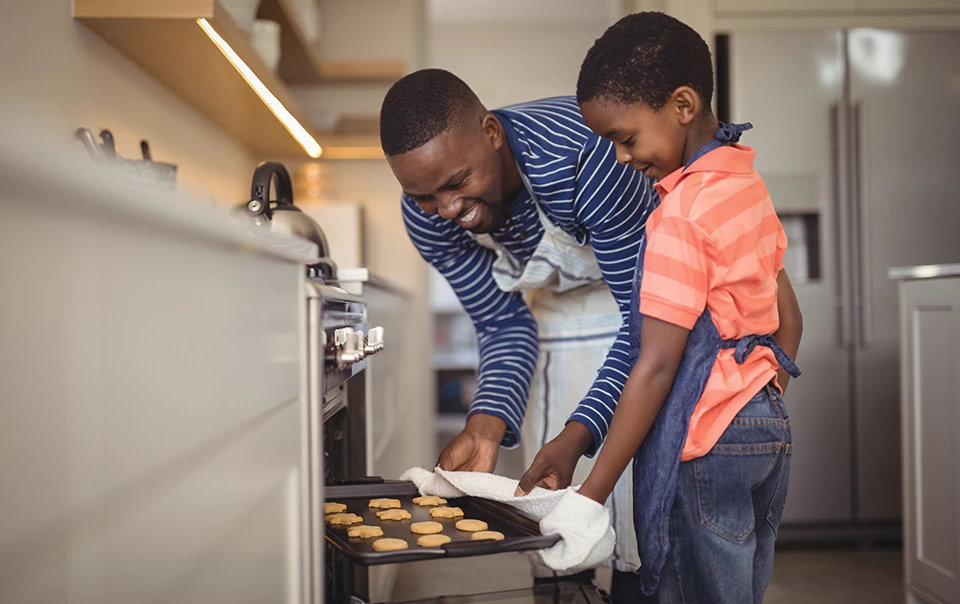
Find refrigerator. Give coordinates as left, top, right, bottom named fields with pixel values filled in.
left=726, top=30, right=960, bottom=528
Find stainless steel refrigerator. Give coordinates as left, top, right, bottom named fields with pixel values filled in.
left=726, top=30, right=960, bottom=530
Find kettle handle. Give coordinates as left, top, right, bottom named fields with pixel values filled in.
left=247, top=161, right=294, bottom=217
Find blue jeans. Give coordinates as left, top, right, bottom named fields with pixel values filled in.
left=636, top=385, right=792, bottom=603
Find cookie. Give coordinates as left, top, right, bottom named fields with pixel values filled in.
left=327, top=513, right=363, bottom=526
left=471, top=530, right=505, bottom=541
left=455, top=519, right=488, bottom=532
left=412, top=496, right=447, bottom=507
left=368, top=498, right=402, bottom=509
left=325, top=502, right=347, bottom=514
left=376, top=509, right=412, bottom=521
left=372, top=538, right=408, bottom=552
left=347, top=525, right=384, bottom=539
left=410, top=521, right=444, bottom=535
left=417, top=534, right=452, bottom=547
left=430, top=506, right=465, bottom=519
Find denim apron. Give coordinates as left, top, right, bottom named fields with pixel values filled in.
left=628, top=122, right=801, bottom=594
left=475, top=168, right=640, bottom=574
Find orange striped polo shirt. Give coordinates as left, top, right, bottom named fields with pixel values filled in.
left=639, top=144, right=786, bottom=461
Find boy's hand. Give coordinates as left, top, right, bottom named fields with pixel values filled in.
left=534, top=489, right=615, bottom=572
left=515, top=422, right=593, bottom=496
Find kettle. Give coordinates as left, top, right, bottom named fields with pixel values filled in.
left=243, top=161, right=337, bottom=280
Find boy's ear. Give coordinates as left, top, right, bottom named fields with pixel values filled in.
left=671, top=86, right=701, bottom=126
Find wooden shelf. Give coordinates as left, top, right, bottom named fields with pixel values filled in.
left=314, top=134, right=383, bottom=160
left=75, top=0, right=387, bottom=160
left=257, top=0, right=406, bottom=84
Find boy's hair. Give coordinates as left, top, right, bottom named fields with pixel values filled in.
left=577, top=12, right=714, bottom=113
left=380, top=68, right=484, bottom=156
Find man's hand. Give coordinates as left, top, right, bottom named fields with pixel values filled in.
left=515, top=421, right=593, bottom=496
left=437, top=414, right=507, bottom=473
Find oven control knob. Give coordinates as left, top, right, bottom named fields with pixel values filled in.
left=333, top=327, right=351, bottom=347
left=364, top=326, right=385, bottom=354
left=350, top=330, right=366, bottom=360
left=334, top=327, right=365, bottom=366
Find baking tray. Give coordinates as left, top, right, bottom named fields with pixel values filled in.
left=324, top=481, right=560, bottom=565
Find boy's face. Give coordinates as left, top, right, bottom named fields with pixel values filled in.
left=580, top=95, right=689, bottom=182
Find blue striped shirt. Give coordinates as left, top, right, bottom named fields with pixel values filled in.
left=402, top=96, right=658, bottom=454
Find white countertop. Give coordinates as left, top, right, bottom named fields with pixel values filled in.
left=337, top=267, right=409, bottom=297
left=0, top=112, right=319, bottom=266
left=888, top=264, right=960, bottom=281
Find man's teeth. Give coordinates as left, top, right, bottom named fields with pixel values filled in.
left=461, top=206, right=479, bottom=223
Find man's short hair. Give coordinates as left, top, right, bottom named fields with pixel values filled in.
left=380, top=69, right=484, bottom=156
left=576, top=12, right=714, bottom=113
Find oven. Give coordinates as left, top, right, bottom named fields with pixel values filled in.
left=304, top=277, right=607, bottom=604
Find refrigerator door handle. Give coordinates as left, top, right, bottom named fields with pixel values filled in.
left=832, top=101, right=854, bottom=349
left=851, top=101, right=871, bottom=349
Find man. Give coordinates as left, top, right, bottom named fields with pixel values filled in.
left=380, top=68, right=652, bottom=591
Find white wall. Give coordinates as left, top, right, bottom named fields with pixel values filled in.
left=428, top=23, right=608, bottom=108
left=427, top=1, right=614, bottom=107
left=0, top=0, right=255, bottom=205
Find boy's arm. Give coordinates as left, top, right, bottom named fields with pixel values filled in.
left=773, top=269, right=803, bottom=393
left=578, top=316, right=690, bottom=505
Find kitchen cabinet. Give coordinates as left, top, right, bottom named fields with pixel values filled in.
left=73, top=0, right=390, bottom=159
left=859, top=0, right=960, bottom=10
left=892, top=266, right=960, bottom=604
left=715, top=0, right=856, bottom=13
left=0, top=124, right=318, bottom=604
left=715, top=0, right=960, bottom=13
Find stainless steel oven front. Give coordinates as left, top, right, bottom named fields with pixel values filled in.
left=305, top=279, right=384, bottom=604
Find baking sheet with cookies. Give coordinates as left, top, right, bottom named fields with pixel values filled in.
left=324, top=481, right=560, bottom=565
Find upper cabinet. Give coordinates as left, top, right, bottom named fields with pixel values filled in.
left=74, top=0, right=395, bottom=159
left=715, top=0, right=960, bottom=14
left=716, top=0, right=856, bottom=13
left=858, top=0, right=960, bottom=9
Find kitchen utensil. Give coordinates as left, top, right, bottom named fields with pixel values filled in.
left=75, top=128, right=104, bottom=162
left=98, top=129, right=117, bottom=158
left=76, top=128, right=177, bottom=193
left=244, top=161, right=337, bottom=278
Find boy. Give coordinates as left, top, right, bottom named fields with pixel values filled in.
left=535, top=12, right=803, bottom=603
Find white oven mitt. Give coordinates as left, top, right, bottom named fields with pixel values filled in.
left=399, top=466, right=567, bottom=521
left=533, top=489, right=616, bottom=573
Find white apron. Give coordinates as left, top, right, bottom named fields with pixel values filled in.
left=475, top=174, right=640, bottom=574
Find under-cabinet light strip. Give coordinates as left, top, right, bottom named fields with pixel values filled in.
left=197, top=18, right=322, bottom=158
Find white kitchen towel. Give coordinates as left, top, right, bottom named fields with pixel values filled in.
left=399, top=466, right=567, bottom=521
left=535, top=490, right=617, bottom=573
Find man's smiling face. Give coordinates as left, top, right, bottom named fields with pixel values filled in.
left=387, top=116, right=508, bottom=234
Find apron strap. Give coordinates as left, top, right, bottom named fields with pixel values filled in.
left=720, top=334, right=801, bottom=378
left=684, top=122, right=754, bottom=171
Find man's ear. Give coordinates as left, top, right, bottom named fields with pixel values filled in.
left=671, top=86, right=702, bottom=126
left=482, top=113, right=504, bottom=151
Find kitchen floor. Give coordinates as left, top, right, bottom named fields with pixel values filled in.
left=402, top=445, right=904, bottom=603
left=390, top=547, right=903, bottom=603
